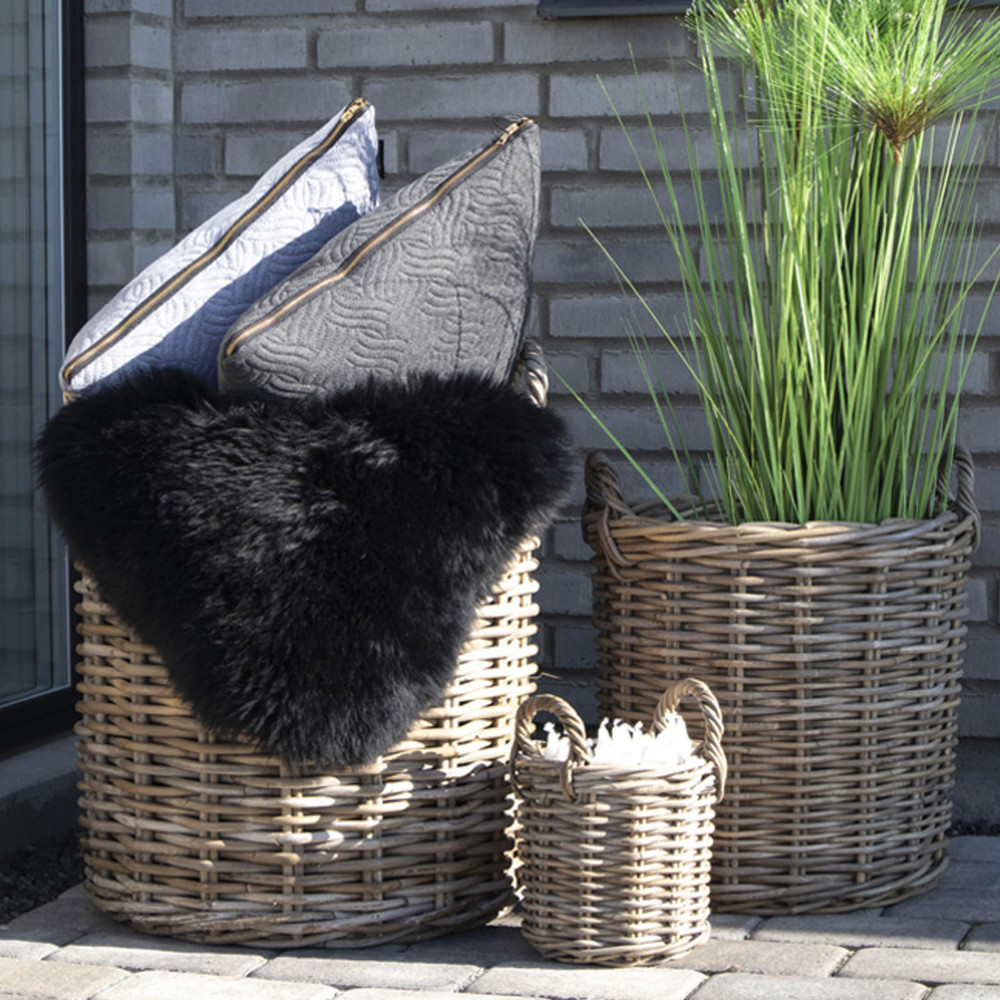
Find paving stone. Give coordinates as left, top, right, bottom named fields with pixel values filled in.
left=755, top=912, right=970, bottom=950
left=0, top=956, right=128, bottom=1000
left=0, top=937, right=58, bottom=960
left=469, top=962, right=705, bottom=1000
left=398, top=923, right=538, bottom=965
left=690, top=972, right=927, bottom=999
left=669, top=939, right=848, bottom=976
left=253, top=954, right=479, bottom=991
left=884, top=889, right=1000, bottom=923
left=2, top=886, right=120, bottom=949
left=949, top=838, right=1000, bottom=864
left=839, top=947, right=1000, bottom=985
left=937, top=862, right=1000, bottom=891
left=928, top=988, right=1000, bottom=999
left=964, top=924, right=1000, bottom=952
left=337, top=993, right=527, bottom=1000
left=0, top=993, right=74, bottom=1000
left=49, top=931, right=269, bottom=976
left=300, top=944, right=408, bottom=959
left=91, top=970, right=337, bottom=1000
left=708, top=914, right=761, bottom=941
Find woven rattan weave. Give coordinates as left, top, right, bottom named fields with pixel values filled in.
left=582, top=450, right=979, bottom=914
left=73, top=345, right=549, bottom=948
left=510, top=678, right=726, bottom=966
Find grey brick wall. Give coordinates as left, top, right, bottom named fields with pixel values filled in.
left=83, top=0, right=176, bottom=310
left=82, top=1, right=1000, bottom=753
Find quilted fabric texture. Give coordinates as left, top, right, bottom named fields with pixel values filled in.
left=218, top=117, right=541, bottom=399
left=61, top=99, right=379, bottom=397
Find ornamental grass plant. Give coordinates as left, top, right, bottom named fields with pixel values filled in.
left=579, top=0, right=1000, bottom=525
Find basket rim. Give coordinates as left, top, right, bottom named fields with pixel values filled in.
left=514, top=752, right=715, bottom=785
left=583, top=449, right=980, bottom=547
left=596, top=496, right=973, bottom=539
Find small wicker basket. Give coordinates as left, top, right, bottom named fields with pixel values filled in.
left=509, top=678, right=726, bottom=967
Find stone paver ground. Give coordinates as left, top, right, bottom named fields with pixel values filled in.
left=0, top=836, right=996, bottom=1000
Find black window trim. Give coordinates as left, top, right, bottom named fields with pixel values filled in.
left=539, top=0, right=998, bottom=15
left=538, top=0, right=689, bottom=15
left=0, top=0, right=87, bottom=754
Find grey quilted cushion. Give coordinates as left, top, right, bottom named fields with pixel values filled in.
left=61, top=99, right=379, bottom=397
left=218, top=117, right=540, bottom=399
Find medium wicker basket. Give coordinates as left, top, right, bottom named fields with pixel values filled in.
left=582, top=449, right=979, bottom=914
left=73, top=345, right=549, bottom=949
left=510, top=678, right=726, bottom=966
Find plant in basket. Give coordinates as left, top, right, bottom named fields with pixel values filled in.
left=574, top=0, right=999, bottom=913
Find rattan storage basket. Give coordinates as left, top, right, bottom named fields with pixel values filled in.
left=72, top=345, right=549, bottom=949
left=582, top=449, right=979, bottom=914
left=510, top=678, right=726, bottom=966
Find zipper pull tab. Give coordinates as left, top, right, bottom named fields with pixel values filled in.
left=341, top=97, right=368, bottom=124
left=496, top=116, right=532, bottom=145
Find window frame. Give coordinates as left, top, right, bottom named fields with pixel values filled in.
left=0, top=0, right=86, bottom=753
left=538, top=0, right=691, bottom=15
left=538, top=0, right=999, bottom=15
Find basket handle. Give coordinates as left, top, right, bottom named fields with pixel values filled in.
left=511, top=339, right=548, bottom=408
left=582, top=453, right=635, bottom=580
left=933, top=445, right=979, bottom=551
left=584, top=451, right=628, bottom=513
left=511, top=693, right=591, bottom=802
left=950, top=445, right=980, bottom=552
left=654, top=678, right=727, bottom=801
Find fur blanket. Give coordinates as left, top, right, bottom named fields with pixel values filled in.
left=38, top=370, right=572, bottom=766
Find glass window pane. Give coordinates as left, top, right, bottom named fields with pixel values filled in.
left=0, top=0, right=69, bottom=709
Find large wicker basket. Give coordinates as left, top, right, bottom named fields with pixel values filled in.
left=510, top=678, right=726, bottom=966
left=73, top=345, right=549, bottom=949
left=582, top=449, right=979, bottom=914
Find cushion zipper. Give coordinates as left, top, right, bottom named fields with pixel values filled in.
left=63, top=97, right=371, bottom=390
left=222, top=116, right=534, bottom=361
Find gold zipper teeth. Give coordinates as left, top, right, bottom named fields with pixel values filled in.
left=224, top=116, right=534, bottom=359
left=63, top=98, right=371, bottom=385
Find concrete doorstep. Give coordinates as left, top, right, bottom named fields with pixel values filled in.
left=0, top=732, right=79, bottom=857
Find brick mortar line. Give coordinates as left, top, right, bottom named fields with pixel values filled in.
left=241, top=954, right=271, bottom=977
left=956, top=919, right=984, bottom=950
left=829, top=944, right=863, bottom=977
left=455, top=964, right=490, bottom=993
left=87, top=10, right=173, bottom=27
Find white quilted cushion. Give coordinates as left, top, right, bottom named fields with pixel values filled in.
left=61, top=99, right=379, bottom=397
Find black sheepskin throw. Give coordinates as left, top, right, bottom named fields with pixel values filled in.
left=38, top=369, right=572, bottom=766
